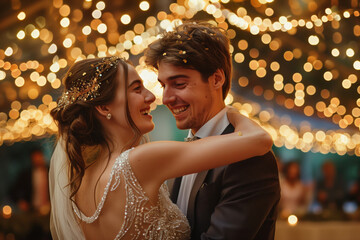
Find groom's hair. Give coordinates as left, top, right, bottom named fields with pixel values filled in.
left=144, top=21, right=232, bottom=100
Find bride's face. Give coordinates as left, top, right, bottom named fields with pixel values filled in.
left=126, top=65, right=156, bottom=134
left=108, top=64, right=156, bottom=135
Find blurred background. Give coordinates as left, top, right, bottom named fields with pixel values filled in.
left=0, top=0, right=359, bottom=239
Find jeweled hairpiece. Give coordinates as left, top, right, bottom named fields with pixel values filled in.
left=55, top=56, right=120, bottom=110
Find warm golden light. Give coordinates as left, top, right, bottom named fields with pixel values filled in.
left=0, top=70, right=6, bottom=81
left=270, top=62, right=280, bottom=72
left=121, top=14, right=131, bottom=25
left=238, top=40, right=248, bottom=50
left=139, top=1, right=150, bottom=11
left=63, top=38, right=73, bottom=48
left=238, top=76, right=249, bottom=87
left=15, top=77, right=25, bottom=87
left=28, top=88, right=39, bottom=99
left=288, top=215, right=298, bottom=226
left=225, top=94, right=234, bottom=105
left=346, top=48, right=355, bottom=57
left=5, top=47, right=13, bottom=56
left=342, top=79, right=351, bottom=89
left=323, top=71, right=333, bottom=81
left=92, top=9, right=102, bottom=19
left=97, top=23, right=107, bottom=34
left=31, top=29, right=40, bottom=38
left=2, top=205, right=12, bottom=219
left=17, top=12, right=26, bottom=20
left=354, top=60, right=360, bottom=70
left=17, top=30, right=25, bottom=39
left=60, top=17, right=70, bottom=28
left=0, top=0, right=358, bottom=153
left=59, top=4, right=70, bottom=17
left=306, top=85, right=316, bottom=95
left=48, top=43, right=57, bottom=54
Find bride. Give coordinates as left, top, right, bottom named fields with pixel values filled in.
left=49, top=56, right=272, bottom=240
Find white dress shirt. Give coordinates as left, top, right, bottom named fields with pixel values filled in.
left=176, top=107, right=230, bottom=216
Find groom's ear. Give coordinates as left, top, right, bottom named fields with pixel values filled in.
left=208, top=68, right=225, bottom=90
left=95, top=105, right=110, bottom=117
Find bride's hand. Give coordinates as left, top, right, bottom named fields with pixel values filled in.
left=226, top=106, right=246, bottom=132
left=226, top=106, right=269, bottom=137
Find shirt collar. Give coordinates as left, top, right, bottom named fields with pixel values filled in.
left=187, top=107, right=230, bottom=139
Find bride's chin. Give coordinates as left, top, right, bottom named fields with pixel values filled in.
left=140, top=124, right=155, bottom=135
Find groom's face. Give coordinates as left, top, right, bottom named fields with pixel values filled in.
left=158, top=62, right=215, bottom=133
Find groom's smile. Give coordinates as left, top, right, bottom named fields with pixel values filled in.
left=158, top=62, right=219, bottom=133
left=171, top=106, right=189, bottom=115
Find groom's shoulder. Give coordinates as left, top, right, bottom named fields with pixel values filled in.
left=215, top=150, right=278, bottom=175
left=230, top=150, right=277, bottom=169
left=210, top=151, right=279, bottom=190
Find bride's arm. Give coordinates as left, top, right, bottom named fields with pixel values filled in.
left=226, top=106, right=260, bottom=133
left=130, top=112, right=273, bottom=186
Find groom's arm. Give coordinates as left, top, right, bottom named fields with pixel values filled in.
left=200, top=151, right=280, bottom=240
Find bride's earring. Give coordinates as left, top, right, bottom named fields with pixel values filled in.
left=106, top=113, right=112, bottom=120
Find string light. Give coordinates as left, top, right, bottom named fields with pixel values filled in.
left=0, top=0, right=359, bottom=156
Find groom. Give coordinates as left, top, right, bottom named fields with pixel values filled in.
left=145, top=22, right=280, bottom=240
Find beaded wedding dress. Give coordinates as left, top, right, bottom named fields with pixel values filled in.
left=49, top=142, right=190, bottom=240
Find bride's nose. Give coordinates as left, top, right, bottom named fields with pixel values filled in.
left=144, top=89, right=156, bottom=103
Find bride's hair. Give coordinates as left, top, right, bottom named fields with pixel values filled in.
left=50, top=57, right=142, bottom=201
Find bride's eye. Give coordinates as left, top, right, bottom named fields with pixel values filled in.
left=134, top=86, right=141, bottom=93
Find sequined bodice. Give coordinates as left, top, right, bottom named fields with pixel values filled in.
left=72, top=149, right=190, bottom=240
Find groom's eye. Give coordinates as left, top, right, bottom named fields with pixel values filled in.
left=175, top=82, right=186, bottom=88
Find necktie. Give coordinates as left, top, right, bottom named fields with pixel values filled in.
left=185, top=136, right=200, bottom=142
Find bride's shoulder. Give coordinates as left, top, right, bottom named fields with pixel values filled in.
left=114, top=147, right=134, bottom=165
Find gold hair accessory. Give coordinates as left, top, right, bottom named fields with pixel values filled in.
left=238, top=131, right=242, bottom=136
left=106, top=113, right=112, bottom=120
left=55, top=56, right=120, bottom=110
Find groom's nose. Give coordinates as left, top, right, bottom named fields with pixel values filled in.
left=162, top=87, right=176, bottom=105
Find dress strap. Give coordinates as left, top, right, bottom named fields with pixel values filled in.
left=72, top=149, right=132, bottom=224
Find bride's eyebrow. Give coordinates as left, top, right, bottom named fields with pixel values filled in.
left=128, top=79, right=142, bottom=88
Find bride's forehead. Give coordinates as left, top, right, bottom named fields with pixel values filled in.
left=127, top=65, right=139, bottom=77
left=114, top=65, right=142, bottom=89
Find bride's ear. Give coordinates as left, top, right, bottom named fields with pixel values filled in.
left=95, top=105, right=110, bottom=118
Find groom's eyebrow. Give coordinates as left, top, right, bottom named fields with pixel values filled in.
left=158, top=74, right=190, bottom=82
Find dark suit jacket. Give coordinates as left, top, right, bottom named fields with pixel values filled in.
left=170, top=124, right=281, bottom=240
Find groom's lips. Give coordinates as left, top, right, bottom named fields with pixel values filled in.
left=170, top=105, right=189, bottom=116
left=169, top=105, right=189, bottom=120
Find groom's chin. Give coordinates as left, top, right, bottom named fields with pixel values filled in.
left=174, top=120, right=191, bottom=130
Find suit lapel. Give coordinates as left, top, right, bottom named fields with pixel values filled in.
left=170, top=177, right=182, bottom=203
left=186, top=123, right=235, bottom=228
left=187, top=170, right=208, bottom=228
left=221, top=123, right=235, bottom=135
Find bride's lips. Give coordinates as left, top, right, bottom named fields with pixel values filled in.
left=140, top=107, right=152, bottom=119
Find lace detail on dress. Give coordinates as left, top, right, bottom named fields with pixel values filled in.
left=73, top=149, right=190, bottom=240
left=72, top=153, right=123, bottom=224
